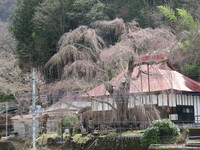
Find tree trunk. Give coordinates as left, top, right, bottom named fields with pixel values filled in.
left=114, top=79, right=130, bottom=129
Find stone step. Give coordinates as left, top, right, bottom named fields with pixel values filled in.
left=186, top=143, right=200, bottom=148
left=149, top=144, right=200, bottom=149
left=186, top=139, right=200, bottom=147
left=189, top=129, right=200, bottom=137
left=189, top=136, right=200, bottom=140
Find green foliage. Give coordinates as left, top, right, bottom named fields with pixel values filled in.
left=140, top=119, right=180, bottom=148
left=63, top=114, right=78, bottom=128
left=11, top=0, right=108, bottom=68
left=71, top=0, right=108, bottom=25
left=100, top=0, right=185, bottom=28
left=140, top=127, right=161, bottom=148
left=0, top=91, right=14, bottom=103
left=176, top=8, right=198, bottom=31
left=127, top=0, right=148, bottom=27
left=179, top=40, right=192, bottom=51
left=72, top=133, right=93, bottom=144
left=181, top=63, right=200, bottom=81
left=158, top=5, right=200, bottom=77
left=37, top=133, right=59, bottom=145
left=148, top=0, right=184, bottom=7
left=62, top=115, right=78, bottom=136
left=10, top=0, right=43, bottom=68
left=157, top=5, right=177, bottom=22
left=103, top=3, right=116, bottom=20
left=157, top=5, right=199, bottom=32
left=32, top=0, right=74, bottom=64
left=150, top=119, right=180, bottom=137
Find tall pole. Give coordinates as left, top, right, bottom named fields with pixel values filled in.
left=147, top=64, right=151, bottom=103
left=32, top=68, right=36, bottom=150
left=61, top=118, right=64, bottom=150
left=6, top=102, right=8, bottom=138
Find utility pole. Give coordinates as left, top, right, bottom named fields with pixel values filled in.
left=32, top=68, right=36, bottom=150
left=6, top=102, right=8, bottom=138
left=61, top=118, right=64, bottom=150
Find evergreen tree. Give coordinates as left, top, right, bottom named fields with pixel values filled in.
left=11, top=0, right=108, bottom=68
left=10, top=0, right=43, bottom=68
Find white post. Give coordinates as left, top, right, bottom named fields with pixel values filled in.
left=32, top=68, right=36, bottom=150
left=6, top=102, right=8, bottom=138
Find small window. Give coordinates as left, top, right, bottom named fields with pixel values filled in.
left=169, top=114, right=178, bottom=120
left=183, top=108, right=193, bottom=113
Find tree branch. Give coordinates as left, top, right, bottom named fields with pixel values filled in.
left=133, top=58, right=168, bottom=68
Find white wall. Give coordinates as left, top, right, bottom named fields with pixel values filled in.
left=194, top=95, right=200, bottom=123
left=91, top=93, right=200, bottom=120
left=12, top=119, right=40, bottom=137
left=169, top=94, right=176, bottom=107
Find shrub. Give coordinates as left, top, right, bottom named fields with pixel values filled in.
left=63, top=115, right=78, bottom=128
left=140, top=127, right=161, bottom=148
left=140, top=119, right=180, bottom=148
left=63, top=114, right=78, bottom=136
left=150, top=119, right=180, bottom=137
left=181, top=63, right=200, bottom=81
left=0, top=91, right=14, bottom=103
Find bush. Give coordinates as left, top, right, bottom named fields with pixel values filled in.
left=150, top=119, right=180, bottom=137
left=63, top=114, right=78, bottom=136
left=140, top=127, right=161, bottom=148
left=140, top=119, right=180, bottom=148
left=63, top=115, right=78, bottom=128
left=0, top=91, right=14, bottom=103
left=181, top=63, right=200, bottom=81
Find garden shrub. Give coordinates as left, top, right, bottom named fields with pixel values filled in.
left=140, top=119, right=180, bottom=148
left=181, top=63, right=200, bottom=81
left=63, top=114, right=78, bottom=136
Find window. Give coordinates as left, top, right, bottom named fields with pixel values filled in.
left=183, top=108, right=193, bottom=113
left=169, top=114, right=178, bottom=120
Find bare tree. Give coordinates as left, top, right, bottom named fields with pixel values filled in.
left=0, top=21, right=15, bottom=53
left=104, top=57, right=166, bottom=127
left=43, top=18, right=176, bottom=128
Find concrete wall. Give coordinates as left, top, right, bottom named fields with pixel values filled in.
left=12, top=119, right=40, bottom=137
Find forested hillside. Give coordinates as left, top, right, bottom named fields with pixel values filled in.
left=0, top=0, right=199, bottom=110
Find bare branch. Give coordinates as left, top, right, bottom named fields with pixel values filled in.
left=126, top=58, right=167, bottom=81
left=133, top=58, right=168, bottom=68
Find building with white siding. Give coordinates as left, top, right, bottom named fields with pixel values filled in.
left=82, top=55, right=200, bottom=124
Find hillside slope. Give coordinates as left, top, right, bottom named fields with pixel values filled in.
left=0, top=21, right=31, bottom=112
